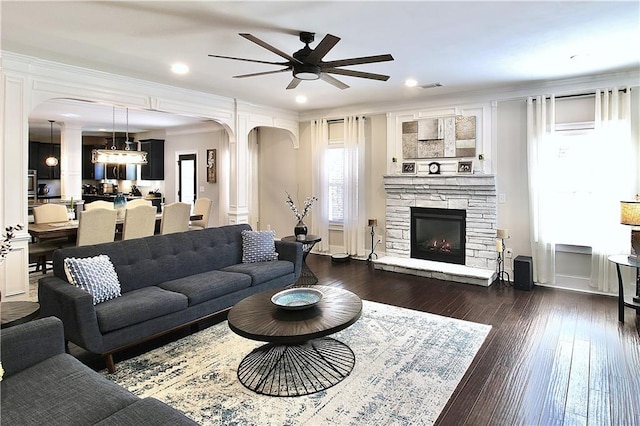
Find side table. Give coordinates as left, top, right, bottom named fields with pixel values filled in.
left=282, top=234, right=322, bottom=285
left=608, top=255, right=640, bottom=322
left=1, top=301, right=40, bottom=329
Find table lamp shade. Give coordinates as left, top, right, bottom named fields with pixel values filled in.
left=620, top=201, right=640, bottom=225
left=620, top=201, right=640, bottom=261
left=368, top=219, right=377, bottom=227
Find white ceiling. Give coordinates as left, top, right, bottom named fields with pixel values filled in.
left=3, top=1, right=639, bottom=137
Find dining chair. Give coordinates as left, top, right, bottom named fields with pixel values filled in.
left=160, top=202, right=191, bottom=235
left=126, top=199, right=152, bottom=209
left=189, top=197, right=212, bottom=230
left=33, top=204, right=68, bottom=224
left=31, top=204, right=72, bottom=272
left=122, top=205, right=157, bottom=240
left=76, top=208, right=117, bottom=246
left=85, top=200, right=115, bottom=211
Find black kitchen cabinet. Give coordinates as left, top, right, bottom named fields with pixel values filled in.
left=139, top=139, right=164, bottom=180
left=105, top=163, right=137, bottom=180
left=32, top=141, right=60, bottom=179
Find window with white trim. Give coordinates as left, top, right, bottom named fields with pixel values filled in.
left=327, top=146, right=345, bottom=223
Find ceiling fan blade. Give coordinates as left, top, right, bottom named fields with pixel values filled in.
left=233, top=68, right=291, bottom=79
left=324, top=68, right=390, bottom=81
left=320, top=74, right=349, bottom=90
left=322, top=54, right=394, bottom=68
left=208, top=54, right=288, bottom=66
left=305, top=34, right=340, bottom=65
left=240, top=33, right=302, bottom=64
left=286, top=78, right=302, bottom=90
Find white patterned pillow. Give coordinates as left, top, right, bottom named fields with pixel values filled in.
left=242, top=230, right=278, bottom=263
left=63, top=255, right=121, bottom=305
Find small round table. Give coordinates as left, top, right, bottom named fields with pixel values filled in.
left=1, top=301, right=40, bottom=329
left=228, top=286, right=362, bottom=396
left=282, top=234, right=322, bottom=285
left=608, top=255, right=640, bottom=322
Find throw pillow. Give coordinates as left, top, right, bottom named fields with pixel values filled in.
left=242, top=230, right=278, bottom=263
left=63, top=254, right=121, bottom=305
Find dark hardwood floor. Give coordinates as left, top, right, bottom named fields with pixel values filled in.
left=63, top=254, right=640, bottom=425
left=305, top=255, right=640, bottom=426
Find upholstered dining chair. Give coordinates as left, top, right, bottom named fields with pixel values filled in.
left=122, top=205, right=157, bottom=240
left=189, top=197, right=212, bottom=230
left=32, top=203, right=69, bottom=224
left=126, top=199, right=152, bottom=209
left=30, top=203, right=73, bottom=273
left=76, top=208, right=117, bottom=246
left=160, top=202, right=191, bottom=235
left=85, top=200, right=115, bottom=211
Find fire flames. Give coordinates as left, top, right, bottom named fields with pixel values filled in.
left=428, top=239, right=452, bottom=253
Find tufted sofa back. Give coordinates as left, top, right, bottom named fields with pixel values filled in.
left=52, top=224, right=251, bottom=293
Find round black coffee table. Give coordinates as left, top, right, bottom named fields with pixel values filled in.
left=228, top=286, right=362, bottom=397
left=1, top=301, right=40, bottom=329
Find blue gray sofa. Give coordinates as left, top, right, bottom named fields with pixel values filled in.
left=0, top=317, right=198, bottom=425
left=38, top=224, right=302, bottom=372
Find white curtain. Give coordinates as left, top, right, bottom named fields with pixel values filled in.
left=590, top=88, right=633, bottom=292
left=310, top=119, right=330, bottom=253
left=343, top=116, right=366, bottom=257
left=526, top=95, right=556, bottom=284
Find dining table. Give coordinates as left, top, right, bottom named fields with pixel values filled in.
left=28, top=213, right=203, bottom=241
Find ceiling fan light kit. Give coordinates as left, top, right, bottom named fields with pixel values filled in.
left=209, top=31, right=393, bottom=90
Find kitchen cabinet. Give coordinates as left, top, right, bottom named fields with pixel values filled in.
left=139, top=139, right=164, bottom=180
left=30, top=141, right=61, bottom=179
left=105, top=163, right=137, bottom=180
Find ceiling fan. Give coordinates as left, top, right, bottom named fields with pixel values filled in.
left=208, top=32, right=394, bottom=90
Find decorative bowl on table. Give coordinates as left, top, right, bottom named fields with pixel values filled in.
left=271, top=288, right=323, bottom=310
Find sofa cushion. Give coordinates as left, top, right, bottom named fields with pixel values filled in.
left=222, top=260, right=294, bottom=286
left=95, top=287, right=188, bottom=333
left=94, top=398, right=198, bottom=426
left=0, top=353, right=138, bottom=426
left=63, top=255, right=121, bottom=304
left=241, top=230, right=278, bottom=263
left=158, top=270, right=252, bottom=306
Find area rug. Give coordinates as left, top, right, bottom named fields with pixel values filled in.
left=103, top=301, right=491, bottom=425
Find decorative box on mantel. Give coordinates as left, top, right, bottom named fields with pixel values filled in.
left=377, top=174, right=498, bottom=286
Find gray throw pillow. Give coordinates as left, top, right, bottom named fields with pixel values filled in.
left=242, top=230, right=278, bottom=263
left=63, top=254, right=121, bottom=304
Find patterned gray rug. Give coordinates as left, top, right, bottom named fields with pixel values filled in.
left=102, top=300, right=490, bottom=425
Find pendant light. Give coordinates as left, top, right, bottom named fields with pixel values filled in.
left=91, top=106, right=147, bottom=165
left=45, top=120, right=59, bottom=167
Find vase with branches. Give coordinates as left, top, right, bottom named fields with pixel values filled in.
left=285, top=191, right=318, bottom=238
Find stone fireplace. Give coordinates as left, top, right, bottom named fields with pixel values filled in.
left=375, top=174, right=498, bottom=286
left=411, top=207, right=466, bottom=265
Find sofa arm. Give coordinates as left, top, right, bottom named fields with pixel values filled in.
left=38, top=276, right=104, bottom=353
left=275, top=240, right=303, bottom=279
left=0, top=317, right=65, bottom=378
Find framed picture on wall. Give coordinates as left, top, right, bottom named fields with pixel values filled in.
left=402, top=162, right=416, bottom=174
left=457, top=160, right=473, bottom=174
left=207, top=149, right=217, bottom=183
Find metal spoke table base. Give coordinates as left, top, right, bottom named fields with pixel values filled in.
left=237, top=337, right=355, bottom=397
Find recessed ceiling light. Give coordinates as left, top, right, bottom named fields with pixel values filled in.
left=296, top=95, right=308, bottom=104
left=60, top=113, right=80, bottom=118
left=171, top=63, right=189, bottom=75
left=405, top=79, right=418, bottom=87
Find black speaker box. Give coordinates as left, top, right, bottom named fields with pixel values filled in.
left=513, top=255, right=533, bottom=291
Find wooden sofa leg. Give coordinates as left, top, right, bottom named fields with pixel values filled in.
left=104, top=354, right=116, bottom=373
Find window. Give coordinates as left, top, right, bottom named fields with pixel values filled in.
left=327, top=146, right=345, bottom=222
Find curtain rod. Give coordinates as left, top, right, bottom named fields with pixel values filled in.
left=532, top=88, right=629, bottom=101
left=326, top=117, right=366, bottom=124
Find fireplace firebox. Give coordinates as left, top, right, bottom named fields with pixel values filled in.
left=410, top=207, right=466, bottom=265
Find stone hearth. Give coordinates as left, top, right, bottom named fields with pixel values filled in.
left=376, top=174, right=498, bottom=286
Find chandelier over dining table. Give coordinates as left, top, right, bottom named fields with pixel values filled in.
left=91, top=106, right=148, bottom=165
